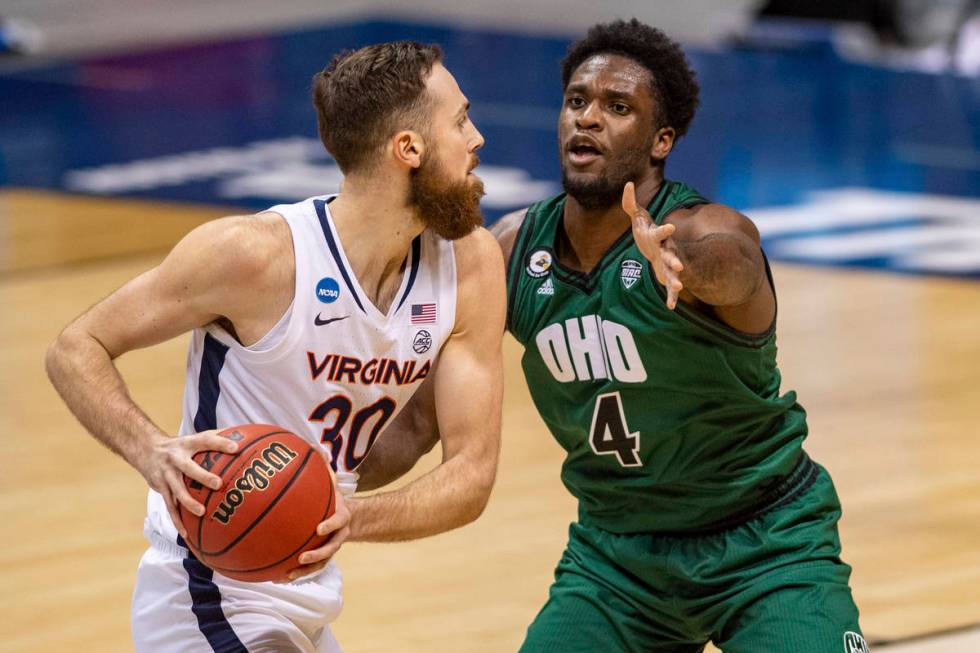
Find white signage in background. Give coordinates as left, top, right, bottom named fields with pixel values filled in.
left=218, top=163, right=558, bottom=209
left=63, top=136, right=559, bottom=210
left=64, top=148, right=980, bottom=276
left=63, top=137, right=323, bottom=193
left=746, top=188, right=980, bottom=275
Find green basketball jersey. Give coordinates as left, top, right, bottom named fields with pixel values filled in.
left=506, top=181, right=809, bottom=534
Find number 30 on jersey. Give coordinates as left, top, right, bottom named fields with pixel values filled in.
left=589, top=391, right=642, bottom=467
left=308, top=394, right=396, bottom=471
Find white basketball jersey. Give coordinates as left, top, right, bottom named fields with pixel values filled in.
left=145, top=194, right=457, bottom=540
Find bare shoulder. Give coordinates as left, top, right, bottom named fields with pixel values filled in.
left=452, top=226, right=505, bottom=281
left=67, top=211, right=294, bottom=356
left=159, top=211, right=294, bottom=326
left=210, top=211, right=290, bottom=268
left=177, top=211, right=292, bottom=284
left=667, top=203, right=760, bottom=245
left=488, top=208, right=528, bottom=268
left=450, top=227, right=506, bottom=331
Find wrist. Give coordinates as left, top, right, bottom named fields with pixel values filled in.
left=344, top=496, right=365, bottom=541
left=126, top=425, right=168, bottom=473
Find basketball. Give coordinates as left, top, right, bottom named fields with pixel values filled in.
left=178, top=424, right=335, bottom=582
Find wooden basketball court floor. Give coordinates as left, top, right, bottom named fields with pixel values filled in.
left=2, top=189, right=979, bottom=652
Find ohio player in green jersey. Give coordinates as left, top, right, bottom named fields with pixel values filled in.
left=360, top=19, right=867, bottom=653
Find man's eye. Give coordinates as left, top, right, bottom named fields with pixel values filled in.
left=612, top=103, right=629, bottom=114
left=567, top=97, right=585, bottom=108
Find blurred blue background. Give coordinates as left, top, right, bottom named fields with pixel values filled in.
left=1, top=3, right=978, bottom=275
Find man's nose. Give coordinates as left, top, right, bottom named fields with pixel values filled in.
left=576, top=101, right=602, bottom=130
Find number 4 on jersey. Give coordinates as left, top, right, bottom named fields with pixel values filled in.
left=589, top=392, right=641, bottom=467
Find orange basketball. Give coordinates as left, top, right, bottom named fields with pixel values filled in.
left=178, top=424, right=335, bottom=582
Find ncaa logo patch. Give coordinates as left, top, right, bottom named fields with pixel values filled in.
left=526, top=248, right=553, bottom=278
left=843, top=632, right=869, bottom=653
left=413, top=330, right=433, bottom=354
left=621, top=259, right=642, bottom=289
left=315, top=277, right=341, bottom=303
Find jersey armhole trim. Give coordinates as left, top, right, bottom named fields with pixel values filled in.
left=644, top=252, right=777, bottom=349
left=646, top=191, right=776, bottom=348
left=505, top=207, right=538, bottom=335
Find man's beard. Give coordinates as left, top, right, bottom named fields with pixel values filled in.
left=560, top=140, right=652, bottom=210
left=409, top=149, right=485, bottom=240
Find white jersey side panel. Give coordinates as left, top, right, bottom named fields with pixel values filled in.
left=145, top=194, right=457, bottom=541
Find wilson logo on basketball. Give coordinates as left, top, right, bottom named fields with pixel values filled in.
left=212, top=442, right=299, bottom=525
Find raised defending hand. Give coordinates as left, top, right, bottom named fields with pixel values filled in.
left=138, top=430, right=240, bottom=539
left=287, top=488, right=351, bottom=581
left=622, top=182, right=685, bottom=309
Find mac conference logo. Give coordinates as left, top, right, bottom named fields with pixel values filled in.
left=315, top=277, right=341, bottom=303
left=620, top=259, right=642, bottom=289
left=843, top=632, right=869, bottom=653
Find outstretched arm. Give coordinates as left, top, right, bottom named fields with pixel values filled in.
left=623, top=183, right=774, bottom=332
left=345, top=228, right=506, bottom=541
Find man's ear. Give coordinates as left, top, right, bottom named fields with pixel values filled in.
left=392, top=130, right=425, bottom=169
left=650, top=126, right=675, bottom=163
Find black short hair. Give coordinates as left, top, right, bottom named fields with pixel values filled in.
left=561, top=19, right=700, bottom=138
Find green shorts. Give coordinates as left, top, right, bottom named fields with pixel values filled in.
left=519, top=462, right=865, bottom=653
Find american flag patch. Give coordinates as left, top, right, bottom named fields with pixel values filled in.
left=411, top=303, right=437, bottom=324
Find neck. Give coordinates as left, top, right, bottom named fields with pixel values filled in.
left=560, top=171, right=663, bottom=272
left=328, top=172, right=424, bottom=300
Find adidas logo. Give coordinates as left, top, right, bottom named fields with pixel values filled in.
left=537, top=277, right=555, bottom=296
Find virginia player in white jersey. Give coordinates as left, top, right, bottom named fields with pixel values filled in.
left=46, top=41, right=505, bottom=653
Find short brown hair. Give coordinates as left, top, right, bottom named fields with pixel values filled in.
left=312, top=41, right=444, bottom=173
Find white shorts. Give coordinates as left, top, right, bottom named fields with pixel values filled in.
left=131, top=533, right=343, bottom=653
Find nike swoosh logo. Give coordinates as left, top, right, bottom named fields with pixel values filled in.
left=314, top=314, right=349, bottom=326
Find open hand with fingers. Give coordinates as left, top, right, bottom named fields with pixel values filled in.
left=622, top=182, right=685, bottom=309
left=136, top=429, right=240, bottom=540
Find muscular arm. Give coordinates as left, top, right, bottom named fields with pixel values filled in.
left=669, top=204, right=765, bottom=305
left=355, top=371, right=439, bottom=492
left=668, top=204, right=775, bottom=332
left=355, top=209, right=525, bottom=491
left=44, top=214, right=289, bottom=530
left=346, top=228, right=505, bottom=540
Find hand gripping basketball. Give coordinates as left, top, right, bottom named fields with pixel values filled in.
left=138, top=428, right=241, bottom=541
left=177, top=424, right=339, bottom=583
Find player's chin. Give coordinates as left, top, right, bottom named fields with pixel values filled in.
left=561, top=166, right=603, bottom=186
left=565, top=162, right=605, bottom=177
left=466, top=173, right=486, bottom=196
